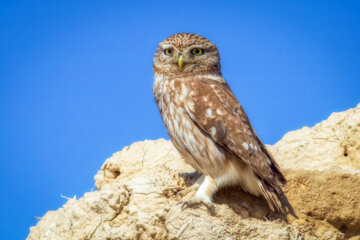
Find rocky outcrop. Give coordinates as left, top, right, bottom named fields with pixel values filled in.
left=269, top=104, right=360, bottom=174
left=27, top=104, right=360, bottom=240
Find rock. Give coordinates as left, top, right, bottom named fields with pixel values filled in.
left=27, top=184, right=131, bottom=240
left=268, top=103, right=360, bottom=174
left=27, top=103, right=360, bottom=240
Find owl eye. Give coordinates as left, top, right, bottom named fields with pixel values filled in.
left=191, top=48, right=204, bottom=56
left=164, top=48, right=173, bottom=55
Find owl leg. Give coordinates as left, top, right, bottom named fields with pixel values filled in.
left=181, top=175, right=218, bottom=214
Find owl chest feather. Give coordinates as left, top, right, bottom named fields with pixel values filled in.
left=153, top=75, right=226, bottom=175
left=153, top=77, right=196, bottom=147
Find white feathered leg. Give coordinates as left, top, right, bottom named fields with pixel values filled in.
left=181, top=175, right=218, bottom=214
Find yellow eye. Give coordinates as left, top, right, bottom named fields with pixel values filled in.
left=191, top=48, right=204, bottom=56
left=164, top=48, right=173, bottom=55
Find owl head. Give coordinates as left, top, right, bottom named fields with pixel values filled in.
left=153, top=33, right=221, bottom=75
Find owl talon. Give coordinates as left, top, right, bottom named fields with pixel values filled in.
left=180, top=195, right=215, bottom=215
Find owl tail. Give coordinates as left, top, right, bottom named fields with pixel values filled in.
left=257, top=179, right=296, bottom=217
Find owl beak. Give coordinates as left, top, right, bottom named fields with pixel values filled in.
left=178, top=55, right=184, bottom=69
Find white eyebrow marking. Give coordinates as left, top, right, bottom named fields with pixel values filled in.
left=160, top=43, right=174, bottom=49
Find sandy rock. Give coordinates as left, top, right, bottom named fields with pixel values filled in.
left=27, top=184, right=131, bottom=240
left=28, top=103, right=360, bottom=240
left=268, top=103, right=360, bottom=174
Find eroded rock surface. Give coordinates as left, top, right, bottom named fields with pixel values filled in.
left=28, top=104, right=360, bottom=240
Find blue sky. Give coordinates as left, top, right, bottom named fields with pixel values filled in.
left=1, top=1, right=360, bottom=238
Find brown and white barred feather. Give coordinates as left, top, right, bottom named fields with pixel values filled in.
left=153, top=33, right=290, bottom=213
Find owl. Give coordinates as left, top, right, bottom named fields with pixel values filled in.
left=153, top=33, right=289, bottom=213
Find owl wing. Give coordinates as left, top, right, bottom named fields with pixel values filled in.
left=185, top=79, right=285, bottom=192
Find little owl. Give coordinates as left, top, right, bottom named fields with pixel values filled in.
left=153, top=33, right=289, bottom=213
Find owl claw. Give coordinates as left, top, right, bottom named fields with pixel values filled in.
left=180, top=195, right=215, bottom=215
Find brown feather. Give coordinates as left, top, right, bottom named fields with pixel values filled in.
left=184, top=79, right=286, bottom=192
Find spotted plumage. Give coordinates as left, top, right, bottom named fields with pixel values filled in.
left=153, top=33, right=289, bottom=213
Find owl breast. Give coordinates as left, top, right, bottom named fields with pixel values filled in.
left=153, top=74, right=227, bottom=177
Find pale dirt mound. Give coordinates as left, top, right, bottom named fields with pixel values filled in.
left=268, top=103, right=360, bottom=174
left=27, top=103, right=360, bottom=240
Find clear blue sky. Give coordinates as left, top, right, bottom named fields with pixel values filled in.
left=1, top=1, right=360, bottom=238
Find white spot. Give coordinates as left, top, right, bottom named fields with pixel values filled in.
left=242, top=142, right=249, bottom=150
left=169, top=102, right=175, bottom=116
left=199, top=145, right=206, bottom=154
left=186, top=134, right=200, bottom=158
left=187, top=102, right=195, bottom=111
left=210, top=127, right=216, bottom=137
left=165, top=94, right=170, bottom=103
left=184, top=119, right=192, bottom=130
left=267, top=159, right=272, bottom=165
left=203, top=96, right=208, bottom=102
left=181, top=84, right=189, bottom=96
left=206, top=109, right=213, bottom=117
left=174, top=94, right=180, bottom=104
left=179, top=85, right=189, bottom=102
left=162, top=84, right=167, bottom=94
left=153, top=74, right=164, bottom=85
left=167, top=121, right=174, bottom=133
left=216, top=109, right=222, bottom=115
left=172, top=119, right=179, bottom=134
left=187, top=111, right=195, bottom=120
left=187, top=133, right=196, bottom=145
left=249, top=143, right=254, bottom=150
